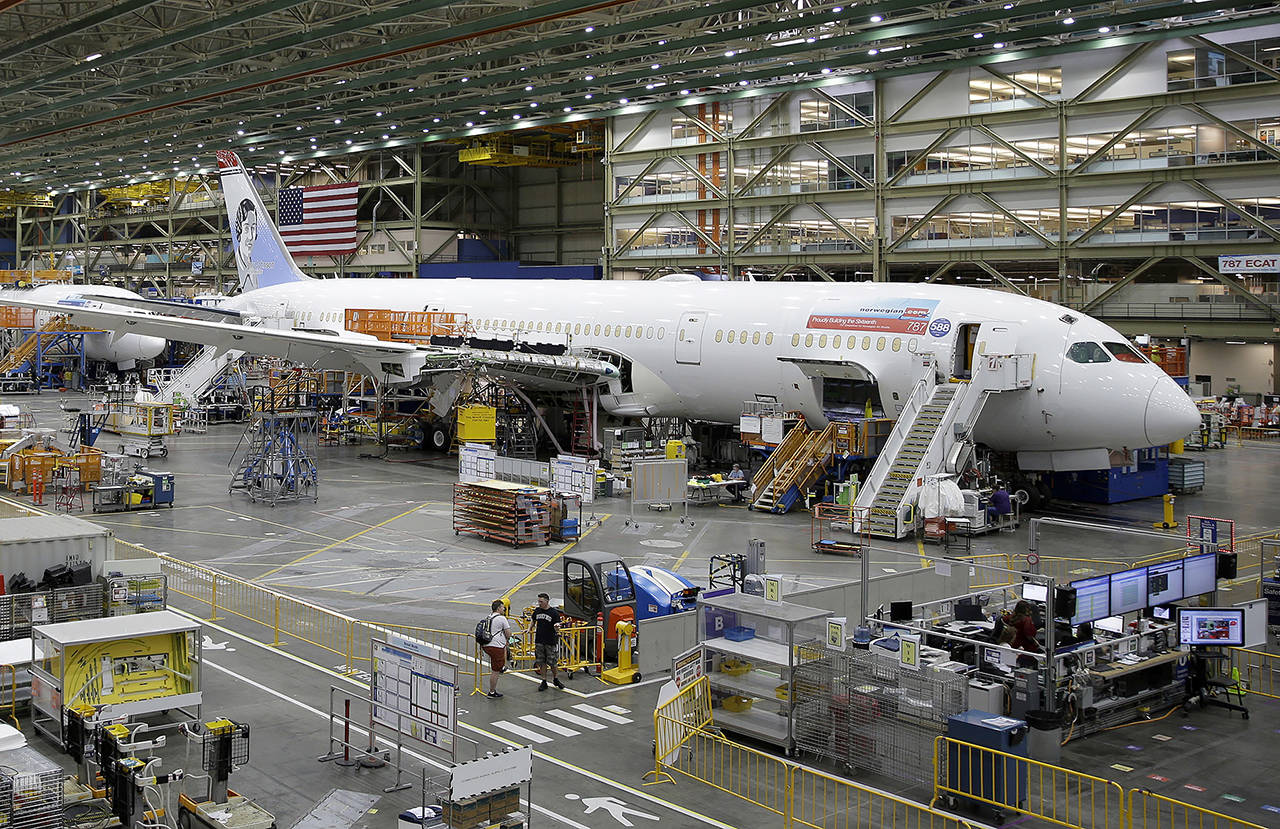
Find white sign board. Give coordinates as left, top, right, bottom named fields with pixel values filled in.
left=371, top=638, right=457, bottom=755
left=1219, top=254, right=1280, bottom=273
left=450, top=746, right=533, bottom=801
left=458, top=443, right=496, bottom=484
left=826, top=617, right=847, bottom=651
left=672, top=645, right=704, bottom=689
left=761, top=416, right=784, bottom=444
left=763, top=576, right=782, bottom=603
left=551, top=454, right=598, bottom=504
left=899, top=634, right=921, bottom=672
left=739, top=415, right=761, bottom=435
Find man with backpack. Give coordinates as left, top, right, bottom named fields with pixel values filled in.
left=476, top=599, right=512, bottom=698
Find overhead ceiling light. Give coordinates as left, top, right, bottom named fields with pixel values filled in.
left=1063, top=16, right=1075, bottom=24
left=585, top=26, right=594, bottom=32
left=1098, top=26, right=1111, bottom=33
left=870, top=14, right=882, bottom=22
left=83, top=53, right=102, bottom=62
left=973, top=32, right=984, bottom=38
left=993, top=42, right=1006, bottom=48
left=1227, top=340, right=1246, bottom=344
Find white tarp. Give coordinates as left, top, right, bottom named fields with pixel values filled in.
left=917, top=475, right=964, bottom=518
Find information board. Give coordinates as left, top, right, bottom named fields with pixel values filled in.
left=458, top=443, right=496, bottom=484
left=672, top=645, right=704, bottom=689
left=450, top=746, right=533, bottom=801
left=551, top=454, right=598, bottom=503
left=371, top=637, right=457, bottom=756
left=631, top=458, right=687, bottom=505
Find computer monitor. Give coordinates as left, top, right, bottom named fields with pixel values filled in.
left=1094, top=615, right=1125, bottom=635
left=955, top=602, right=987, bottom=622
left=1022, top=582, right=1048, bottom=604
left=1183, top=552, right=1218, bottom=597
left=1146, top=560, right=1184, bottom=606
left=1070, top=575, right=1111, bottom=626
left=1177, top=607, right=1244, bottom=646
left=1109, top=567, right=1148, bottom=615
left=890, top=600, right=913, bottom=622
left=1150, top=605, right=1172, bottom=620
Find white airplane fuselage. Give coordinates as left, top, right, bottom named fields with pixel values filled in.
left=225, top=279, right=1200, bottom=455
left=0, top=284, right=166, bottom=370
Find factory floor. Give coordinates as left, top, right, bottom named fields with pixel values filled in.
left=5, top=393, right=1279, bottom=829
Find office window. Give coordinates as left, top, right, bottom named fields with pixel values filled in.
left=969, top=67, right=1061, bottom=105
left=1168, top=40, right=1280, bottom=90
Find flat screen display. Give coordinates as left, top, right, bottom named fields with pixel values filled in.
left=1152, top=606, right=1171, bottom=620
left=1146, top=560, right=1184, bottom=606
left=1071, top=575, right=1111, bottom=626
left=1022, top=583, right=1048, bottom=604
left=1177, top=607, right=1244, bottom=646
left=1183, top=553, right=1218, bottom=597
left=1109, top=567, right=1148, bottom=615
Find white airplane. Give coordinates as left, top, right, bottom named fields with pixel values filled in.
left=5, top=150, right=1199, bottom=471
left=0, top=283, right=165, bottom=370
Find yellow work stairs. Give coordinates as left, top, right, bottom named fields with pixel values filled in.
left=750, top=419, right=838, bottom=514
left=0, top=315, right=88, bottom=375
left=862, top=383, right=958, bottom=538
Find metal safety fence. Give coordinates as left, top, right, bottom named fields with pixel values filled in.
left=933, top=736, right=1125, bottom=829
left=650, top=677, right=977, bottom=828
left=114, top=539, right=486, bottom=694
left=1228, top=647, right=1280, bottom=701
left=1128, top=789, right=1266, bottom=829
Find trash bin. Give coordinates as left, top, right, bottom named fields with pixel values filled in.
left=1024, top=709, right=1062, bottom=765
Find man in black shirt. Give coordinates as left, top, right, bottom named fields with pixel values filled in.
left=532, top=592, right=565, bottom=691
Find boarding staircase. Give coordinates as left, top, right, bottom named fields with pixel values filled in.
left=139, top=344, right=245, bottom=405
left=854, top=352, right=1033, bottom=538
left=750, top=417, right=840, bottom=514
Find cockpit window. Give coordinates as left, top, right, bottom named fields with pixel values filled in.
left=1066, top=342, right=1110, bottom=364
left=1104, top=342, right=1146, bottom=364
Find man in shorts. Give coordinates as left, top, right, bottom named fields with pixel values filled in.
left=484, top=599, right=511, bottom=698
left=531, top=593, right=565, bottom=691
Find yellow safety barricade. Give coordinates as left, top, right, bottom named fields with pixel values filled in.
left=1128, top=788, right=1266, bottom=829
left=1228, top=647, right=1280, bottom=701
left=933, top=737, right=1125, bottom=829
left=504, top=612, right=602, bottom=679
left=791, top=765, right=974, bottom=829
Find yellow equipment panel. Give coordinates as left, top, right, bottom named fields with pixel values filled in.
left=456, top=405, right=497, bottom=442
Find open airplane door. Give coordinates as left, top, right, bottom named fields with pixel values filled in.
left=975, top=322, right=1020, bottom=357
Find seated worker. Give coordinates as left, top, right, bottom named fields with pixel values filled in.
left=986, top=485, right=1013, bottom=522
left=726, top=463, right=747, bottom=502
left=1003, top=601, right=1042, bottom=655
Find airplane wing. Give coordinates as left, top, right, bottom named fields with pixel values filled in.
left=3, top=297, right=618, bottom=389
left=74, top=294, right=244, bottom=323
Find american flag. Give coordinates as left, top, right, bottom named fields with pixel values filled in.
left=278, top=181, right=360, bottom=257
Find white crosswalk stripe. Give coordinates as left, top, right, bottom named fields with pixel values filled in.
left=518, top=714, right=579, bottom=737
left=572, top=703, right=633, bottom=724
left=491, top=720, right=553, bottom=743
left=544, top=709, right=608, bottom=731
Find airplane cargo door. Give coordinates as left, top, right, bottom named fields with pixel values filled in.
left=675, top=311, right=708, bottom=365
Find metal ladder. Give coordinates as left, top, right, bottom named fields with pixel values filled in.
left=864, top=384, right=958, bottom=538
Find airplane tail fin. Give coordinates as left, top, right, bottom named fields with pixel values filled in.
left=217, top=150, right=312, bottom=293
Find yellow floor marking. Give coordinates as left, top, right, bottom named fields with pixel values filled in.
left=254, top=502, right=430, bottom=580
left=917, top=536, right=932, bottom=569
left=672, top=548, right=692, bottom=571
left=502, top=514, right=610, bottom=601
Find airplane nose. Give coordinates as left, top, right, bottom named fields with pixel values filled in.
left=1145, top=378, right=1200, bottom=446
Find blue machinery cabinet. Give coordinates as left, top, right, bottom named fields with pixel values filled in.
left=945, top=710, right=1028, bottom=820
